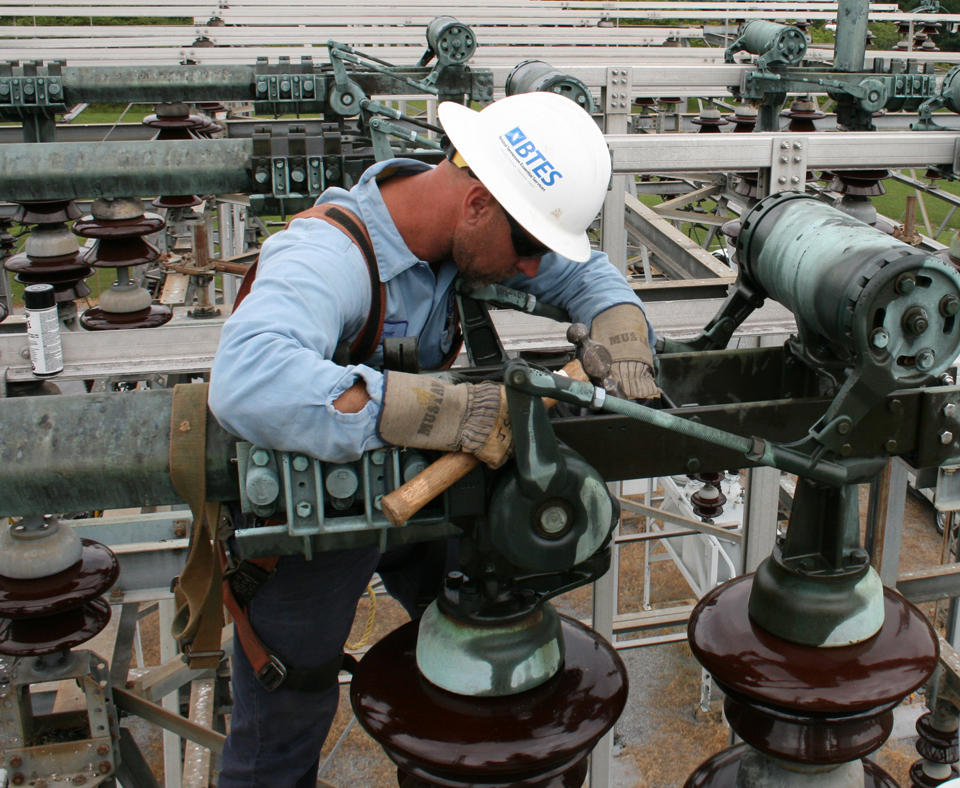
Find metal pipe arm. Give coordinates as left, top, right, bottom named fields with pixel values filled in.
left=1, top=389, right=238, bottom=517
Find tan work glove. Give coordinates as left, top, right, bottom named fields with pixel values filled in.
left=590, top=303, right=660, bottom=401
left=378, top=372, right=512, bottom=468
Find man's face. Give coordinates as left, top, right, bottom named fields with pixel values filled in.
left=452, top=203, right=545, bottom=286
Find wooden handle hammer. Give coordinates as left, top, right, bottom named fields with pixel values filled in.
left=380, top=359, right=588, bottom=525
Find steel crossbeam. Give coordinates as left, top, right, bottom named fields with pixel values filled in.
left=2, top=131, right=955, bottom=201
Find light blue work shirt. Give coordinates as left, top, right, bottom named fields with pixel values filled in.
left=209, top=158, right=650, bottom=462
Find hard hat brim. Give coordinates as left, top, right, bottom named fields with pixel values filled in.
left=438, top=101, right=593, bottom=263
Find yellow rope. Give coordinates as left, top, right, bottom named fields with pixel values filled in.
left=345, top=583, right=377, bottom=650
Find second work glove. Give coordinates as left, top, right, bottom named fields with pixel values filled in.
left=590, top=303, right=660, bottom=401
left=378, top=372, right=512, bottom=468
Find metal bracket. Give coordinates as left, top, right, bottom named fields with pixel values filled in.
left=250, top=125, right=327, bottom=208
left=0, top=62, right=66, bottom=115
left=236, top=443, right=446, bottom=541
left=252, top=56, right=325, bottom=115
left=604, top=67, right=633, bottom=117
left=768, top=137, right=807, bottom=193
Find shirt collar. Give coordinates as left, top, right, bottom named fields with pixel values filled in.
left=354, top=158, right=434, bottom=281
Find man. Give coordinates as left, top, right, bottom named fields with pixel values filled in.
left=209, top=91, right=656, bottom=787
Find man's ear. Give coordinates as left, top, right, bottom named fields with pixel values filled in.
left=461, top=183, right=497, bottom=227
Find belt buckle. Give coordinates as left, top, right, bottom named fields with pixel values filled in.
left=256, top=655, right=287, bottom=691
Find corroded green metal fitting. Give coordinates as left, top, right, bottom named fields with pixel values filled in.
left=425, top=16, right=476, bottom=66
left=415, top=600, right=564, bottom=696
left=726, top=20, right=807, bottom=68
left=737, top=192, right=960, bottom=389
left=505, top=60, right=596, bottom=114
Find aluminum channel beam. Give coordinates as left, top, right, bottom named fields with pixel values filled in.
left=0, top=300, right=796, bottom=384
left=608, top=130, right=960, bottom=174
left=1, top=131, right=956, bottom=202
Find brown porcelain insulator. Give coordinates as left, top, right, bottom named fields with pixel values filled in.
left=893, top=22, right=913, bottom=50
left=0, top=540, right=119, bottom=657
left=910, top=760, right=960, bottom=787
left=686, top=743, right=898, bottom=787
left=909, top=711, right=960, bottom=787
left=74, top=201, right=172, bottom=329
left=143, top=103, right=205, bottom=141
left=144, top=102, right=204, bottom=207
left=783, top=96, right=825, bottom=133
left=73, top=214, right=165, bottom=269
left=728, top=106, right=758, bottom=133
left=692, top=108, right=728, bottom=132
left=4, top=200, right=93, bottom=303
left=350, top=616, right=627, bottom=787
left=830, top=170, right=889, bottom=197
left=727, top=107, right=761, bottom=197
left=685, top=575, right=938, bottom=784
left=691, top=473, right=727, bottom=519
left=921, top=23, right=941, bottom=50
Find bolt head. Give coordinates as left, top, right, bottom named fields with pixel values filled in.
left=941, top=431, right=955, bottom=445
left=885, top=439, right=898, bottom=452
left=871, top=328, right=890, bottom=349
left=539, top=505, right=570, bottom=535
left=896, top=274, right=917, bottom=295
left=251, top=449, right=269, bottom=467
left=295, top=501, right=312, bottom=518
left=292, top=455, right=309, bottom=472
left=941, top=295, right=960, bottom=317
left=917, top=350, right=936, bottom=371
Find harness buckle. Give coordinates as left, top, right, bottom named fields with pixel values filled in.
left=226, top=560, right=274, bottom=608
left=256, top=655, right=288, bottom=691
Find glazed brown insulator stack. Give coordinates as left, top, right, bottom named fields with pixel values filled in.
left=74, top=197, right=172, bottom=330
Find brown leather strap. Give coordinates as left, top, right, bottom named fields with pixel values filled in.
left=232, top=204, right=386, bottom=365
left=168, top=382, right=225, bottom=670
left=219, top=551, right=355, bottom=692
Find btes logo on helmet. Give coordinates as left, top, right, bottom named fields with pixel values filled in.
left=502, top=127, right=564, bottom=188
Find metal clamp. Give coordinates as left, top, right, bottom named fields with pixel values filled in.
left=0, top=62, right=66, bottom=115
left=253, top=56, right=326, bottom=115
left=250, top=125, right=327, bottom=205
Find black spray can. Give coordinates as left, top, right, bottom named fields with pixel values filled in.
left=24, top=284, right=64, bottom=376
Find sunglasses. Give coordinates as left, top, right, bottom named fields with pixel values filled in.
left=446, top=145, right=551, bottom=259
left=500, top=204, right=550, bottom=259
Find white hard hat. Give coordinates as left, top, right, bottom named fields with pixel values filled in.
left=438, top=92, right=611, bottom=263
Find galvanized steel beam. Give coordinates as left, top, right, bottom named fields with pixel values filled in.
left=3, top=131, right=958, bottom=202
left=0, top=388, right=239, bottom=515
left=0, top=139, right=252, bottom=200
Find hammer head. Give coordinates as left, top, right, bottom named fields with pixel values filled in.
left=566, top=322, right=614, bottom=383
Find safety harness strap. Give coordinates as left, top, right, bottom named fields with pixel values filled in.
left=232, top=204, right=386, bottom=365
left=220, top=553, right=358, bottom=692
left=168, top=382, right=225, bottom=670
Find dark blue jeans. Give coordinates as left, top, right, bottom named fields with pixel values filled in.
left=218, top=541, right=447, bottom=788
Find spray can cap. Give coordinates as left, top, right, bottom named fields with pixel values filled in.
left=24, top=284, right=55, bottom=310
